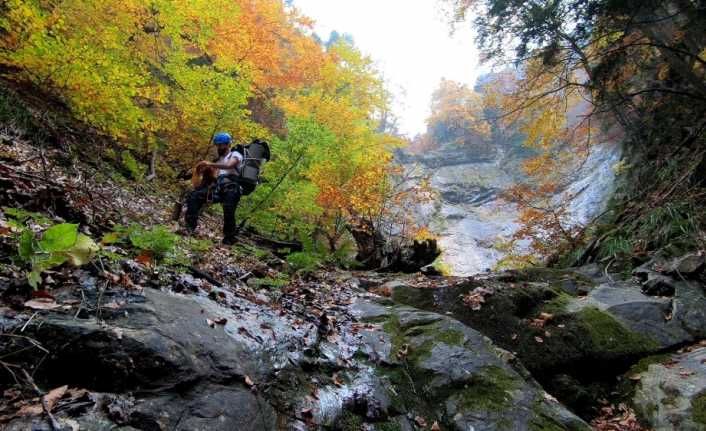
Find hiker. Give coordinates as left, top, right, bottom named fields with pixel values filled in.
left=184, top=132, right=243, bottom=245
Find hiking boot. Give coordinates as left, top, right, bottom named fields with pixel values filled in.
left=222, top=236, right=237, bottom=246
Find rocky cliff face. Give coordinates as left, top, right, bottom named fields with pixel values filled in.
left=398, top=140, right=622, bottom=276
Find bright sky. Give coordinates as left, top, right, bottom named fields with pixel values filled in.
left=294, top=0, right=482, bottom=137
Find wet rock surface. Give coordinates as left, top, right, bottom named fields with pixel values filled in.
left=632, top=347, right=706, bottom=431
left=3, top=260, right=705, bottom=430
left=380, top=266, right=706, bottom=420
left=3, top=271, right=593, bottom=430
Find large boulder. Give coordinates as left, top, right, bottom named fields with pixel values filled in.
left=632, top=347, right=706, bottom=431
left=5, top=288, right=313, bottom=430
left=347, top=299, right=591, bottom=431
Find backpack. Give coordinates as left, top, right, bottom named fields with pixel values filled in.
left=236, top=139, right=270, bottom=196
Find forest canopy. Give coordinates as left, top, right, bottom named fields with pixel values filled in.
left=0, top=0, right=419, bottom=254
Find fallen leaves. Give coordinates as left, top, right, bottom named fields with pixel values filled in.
left=528, top=312, right=554, bottom=329
left=1, top=385, right=91, bottom=424
left=396, top=343, right=410, bottom=360
left=370, top=285, right=392, bottom=297
left=591, top=403, right=645, bottom=431
left=332, top=372, right=344, bottom=387
left=415, top=416, right=428, bottom=428
left=43, top=385, right=68, bottom=411
left=461, top=286, right=495, bottom=311
left=135, top=253, right=152, bottom=266
left=24, top=298, right=62, bottom=311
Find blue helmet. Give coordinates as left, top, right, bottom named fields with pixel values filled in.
left=213, top=132, right=232, bottom=145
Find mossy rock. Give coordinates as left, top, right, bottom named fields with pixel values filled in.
left=370, top=305, right=590, bottom=430
left=455, top=366, right=519, bottom=412
left=575, top=307, right=659, bottom=358
left=627, top=354, right=671, bottom=378
left=692, top=392, right=706, bottom=425
left=495, top=267, right=594, bottom=287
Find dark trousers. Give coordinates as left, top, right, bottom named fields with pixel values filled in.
left=185, top=184, right=241, bottom=241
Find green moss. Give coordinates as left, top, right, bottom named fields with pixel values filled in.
left=457, top=366, right=518, bottom=412
left=377, top=364, right=437, bottom=420
left=383, top=314, right=465, bottom=358
left=375, top=421, right=403, bottom=431
left=336, top=410, right=364, bottom=431
left=627, top=354, right=670, bottom=377
left=576, top=307, right=659, bottom=356
left=529, top=416, right=565, bottom=431
left=404, top=323, right=465, bottom=364
left=382, top=315, right=405, bottom=354
left=543, top=293, right=571, bottom=316
left=638, top=401, right=658, bottom=420
left=691, top=393, right=706, bottom=425
left=433, top=329, right=464, bottom=345
left=499, top=267, right=593, bottom=285
left=529, top=399, right=568, bottom=431
left=390, top=286, right=436, bottom=310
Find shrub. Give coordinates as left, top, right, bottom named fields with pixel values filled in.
left=121, top=150, right=145, bottom=181
left=286, top=251, right=322, bottom=274
left=127, top=224, right=177, bottom=260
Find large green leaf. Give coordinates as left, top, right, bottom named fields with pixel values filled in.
left=64, top=234, right=99, bottom=266
left=39, top=224, right=78, bottom=252
left=31, top=253, right=68, bottom=272
left=18, top=229, right=34, bottom=262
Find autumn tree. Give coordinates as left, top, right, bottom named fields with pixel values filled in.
left=426, top=78, right=490, bottom=149
left=0, top=0, right=430, bottom=265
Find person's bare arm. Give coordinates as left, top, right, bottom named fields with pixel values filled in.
left=208, top=158, right=240, bottom=170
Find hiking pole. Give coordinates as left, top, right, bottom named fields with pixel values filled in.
left=234, top=150, right=306, bottom=234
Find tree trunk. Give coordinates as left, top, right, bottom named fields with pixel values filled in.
left=146, top=146, right=158, bottom=181
left=348, top=219, right=386, bottom=268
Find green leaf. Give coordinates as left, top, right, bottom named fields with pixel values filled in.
left=27, top=270, right=42, bottom=289
left=18, top=229, right=34, bottom=262
left=101, top=231, right=122, bottom=244
left=39, top=223, right=78, bottom=252
left=31, top=253, right=68, bottom=272
left=4, top=207, right=51, bottom=225
left=63, top=234, right=99, bottom=266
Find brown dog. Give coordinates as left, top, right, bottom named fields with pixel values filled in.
left=191, top=161, right=219, bottom=189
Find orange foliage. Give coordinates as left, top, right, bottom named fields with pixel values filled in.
left=210, top=0, right=325, bottom=91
